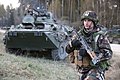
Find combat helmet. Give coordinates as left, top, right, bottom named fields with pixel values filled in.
left=81, top=11, right=99, bottom=24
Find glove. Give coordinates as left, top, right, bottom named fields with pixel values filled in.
left=71, top=39, right=82, bottom=48
left=79, top=48, right=87, bottom=57
left=66, top=39, right=82, bottom=54
left=92, top=57, right=100, bottom=65
left=92, top=53, right=103, bottom=65
left=66, top=44, right=74, bottom=54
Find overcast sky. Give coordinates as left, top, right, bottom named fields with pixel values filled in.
left=0, top=0, right=20, bottom=8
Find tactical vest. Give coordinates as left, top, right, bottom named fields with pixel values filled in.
left=69, top=27, right=109, bottom=70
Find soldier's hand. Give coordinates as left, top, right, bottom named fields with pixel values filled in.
left=66, top=39, right=82, bottom=54
left=92, top=57, right=100, bottom=65
left=71, top=39, right=82, bottom=48
left=66, top=44, right=74, bottom=54
left=92, top=53, right=105, bottom=65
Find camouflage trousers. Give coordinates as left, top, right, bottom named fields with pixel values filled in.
left=78, top=68, right=105, bottom=80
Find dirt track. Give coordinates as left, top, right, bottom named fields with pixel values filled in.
left=110, top=44, right=120, bottom=54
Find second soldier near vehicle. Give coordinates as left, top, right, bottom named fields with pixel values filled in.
left=66, top=11, right=113, bottom=80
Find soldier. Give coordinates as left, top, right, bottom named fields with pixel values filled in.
left=66, top=11, right=113, bottom=80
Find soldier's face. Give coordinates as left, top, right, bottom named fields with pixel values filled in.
left=83, top=19, right=94, bottom=31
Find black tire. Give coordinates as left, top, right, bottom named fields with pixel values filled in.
left=51, top=41, right=68, bottom=61
left=5, top=47, right=23, bottom=56
left=5, top=47, right=15, bottom=54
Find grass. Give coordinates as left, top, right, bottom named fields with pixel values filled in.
left=0, top=52, right=78, bottom=80
left=0, top=43, right=78, bottom=80
left=0, top=33, right=78, bottom=80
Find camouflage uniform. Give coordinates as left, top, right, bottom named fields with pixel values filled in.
left=66, top=11, right=113, bottom=80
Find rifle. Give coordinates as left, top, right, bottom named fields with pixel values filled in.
left=78, top=34, right=99, bottom=65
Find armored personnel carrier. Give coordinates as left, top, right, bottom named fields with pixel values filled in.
left=3, top=8, right=73, bottom=60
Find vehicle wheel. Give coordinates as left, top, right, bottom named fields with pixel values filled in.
left=5, top=47, right=15, bottom=54
left=51, top=41, right=68, bottom=60
left=15, top=49, right=23, bottom=56
left=5, top=47, right=23, bottom=55
left=51, top=49, right=60, bottom=60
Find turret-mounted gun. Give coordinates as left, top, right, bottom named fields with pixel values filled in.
left=21, top=0, right=51, bottom=29
left=32, top=0, right=49, bottom=16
